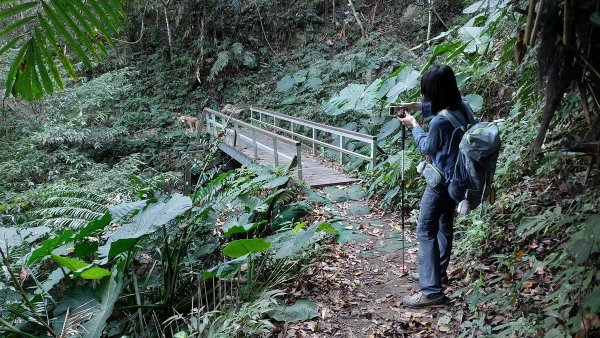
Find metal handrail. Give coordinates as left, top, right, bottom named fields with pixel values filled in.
left=249, top=107, right=377, bottom=168
left=203, top=108, right=303, bottom=179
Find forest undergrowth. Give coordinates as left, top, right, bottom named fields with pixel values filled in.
left=1, top=0, right=599, bottom=337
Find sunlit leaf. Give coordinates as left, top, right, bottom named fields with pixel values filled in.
left=222, top=239, right=271, bottom=258
left=464, top=93, right=484, bottom=113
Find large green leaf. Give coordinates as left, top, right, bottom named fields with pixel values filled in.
left=52, top=285, right=99, bottom=334
left=269, top=300, right=319, bottom=322
left=458, top=26, right=490, bottom=54
left=74, top=212, right=112, bottom=241
left=222, top=239, right=272, bottom=258
left=51, top=254, right=111, bottom=280
left=385, top=66, right=420, bottom=104
left=583, top=285, right=600, bottom=312
left=28, top=229, right=74, bottom=264
left=0, top=226, right=51, bottom=253
left=223, top=222, right=261, bottom=237
left=98, top=194, right=192, bottom=260
left=271, top=202, right=310, bottom=229
left=202, top=254, right=249, bottom=280
left=276, top=75, right=295, bottom=92
left=464, top=93, right=484, bottom=113
left=35, top=268, right=65, bottom=295
left=271, top=224, right=319, bottom=259
left=81, top=269, right=124, bottom=338
left=108, top=199, right=148, bottom=221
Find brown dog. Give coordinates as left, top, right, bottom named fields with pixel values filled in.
left=179, top=115, right=200, bottom=132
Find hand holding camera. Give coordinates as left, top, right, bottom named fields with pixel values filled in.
left=388, top=106, right=407, bottom=118
left=389, top=105, right=418, bottom=128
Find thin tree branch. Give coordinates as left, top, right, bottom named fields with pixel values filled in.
left=347, top=0, right=366, bottom=39
left=115, top=2, right=147, bottom=44
left=426, top=0, right=433, bottom=43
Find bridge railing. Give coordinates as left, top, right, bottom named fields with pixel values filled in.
left=249, top=107, right=377, bottom=168
left=203, top=108, right=303, bottom=179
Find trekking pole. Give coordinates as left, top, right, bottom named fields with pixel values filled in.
left=401, top=122, right=406, bottom=273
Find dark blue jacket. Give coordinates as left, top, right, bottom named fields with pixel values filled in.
left=412, top=100, right=476, bottom=184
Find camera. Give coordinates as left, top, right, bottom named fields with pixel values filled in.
left=389, top=106, right=406, bottom=118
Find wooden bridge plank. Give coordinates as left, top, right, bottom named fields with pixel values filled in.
left=218, top=128, right=359, bottom=187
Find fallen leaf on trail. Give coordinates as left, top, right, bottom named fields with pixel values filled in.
left=305, top=321, right=317, bottom=331
left=449, top=268, right=464, bottom=277
left=522, top=281, right=534, bottom=289
left=438, top=324, right=451, bottom=332
left=581, top=313, right=600, bottom=332
left=454, top=310, right=464, bottom=323
left=490, top=315, right=505, bottom=325
left=352, top=269, right=363, bottom=276
left=515, top=250, right=525, bottom=261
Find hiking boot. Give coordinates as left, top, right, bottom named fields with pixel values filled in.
left=409, top=272, right=449, bottom=285
left=403, top=292, right=447, bottom=309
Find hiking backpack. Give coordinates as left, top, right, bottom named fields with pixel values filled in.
left=438, top=110, right=501, bottom=214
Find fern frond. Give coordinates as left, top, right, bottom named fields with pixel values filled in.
left=35, top=217, right=89, bottom=229
left=0, top=0, right=126, bottom=99
left=194, top=171, right=236, bottom=205
left=231, top=42, right=244, bottom=58
left=33, top=207, right=104, bottom=220
left=44, top=196, right=108, bottom=211
left=28, top=188, right=110, bottom=229
left=207, top=51, right=230, bottom=82
left=43, top=189, right=109, bottom=205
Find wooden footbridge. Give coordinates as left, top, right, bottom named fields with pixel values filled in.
left=201, top=107, right=378, bottom=187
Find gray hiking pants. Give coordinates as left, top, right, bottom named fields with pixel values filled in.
left=417, top=185, right=456, bottom=296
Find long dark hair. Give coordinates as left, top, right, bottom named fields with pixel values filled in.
left=420, top=64, right=462, bottom=116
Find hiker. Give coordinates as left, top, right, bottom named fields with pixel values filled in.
left=395, top=64, right=476, bottom=308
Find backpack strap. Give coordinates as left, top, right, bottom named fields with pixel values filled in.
left=438, top=110, right=468, bottom=155
left=438, top=110, right=468, bottom=130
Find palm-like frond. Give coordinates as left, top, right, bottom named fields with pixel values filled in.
left=0, top=0, right=125, bottom=100
left=28, top=188, right=110, bottom=229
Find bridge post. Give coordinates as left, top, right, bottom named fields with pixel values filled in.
left=312, top=128, right=317, bottom=154
left=339, top=136, right=344, bottom=165
left=291, top=122, right=294, bottom=140
left=371, top=136, right=378, bottom=169
left=183, top=162, right=192, bottom=195
left=252, top=129, right=258, bottom=159
left=296, top=144, right=303, bottom=180
left=273, top=138, right=279, bottom=166
left=233, top=124, right=238, bottom=147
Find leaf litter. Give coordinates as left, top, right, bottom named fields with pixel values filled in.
left=274, top=185, right=464, bottom=337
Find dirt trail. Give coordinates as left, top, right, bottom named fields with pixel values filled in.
left=277, top=185, right=462, bottom=337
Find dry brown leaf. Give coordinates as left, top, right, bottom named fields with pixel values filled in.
left=581, top=313, right=600, bottom=332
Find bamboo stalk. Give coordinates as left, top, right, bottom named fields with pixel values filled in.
left=524, top=0, right=536, bottom=45
left=579, top=81, right=592, bottom=127
left=529, top=0, right=544, bottom=45
left=563, top=0, right=570, bottom=45
left=427, top=0, right=433, bottom=43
